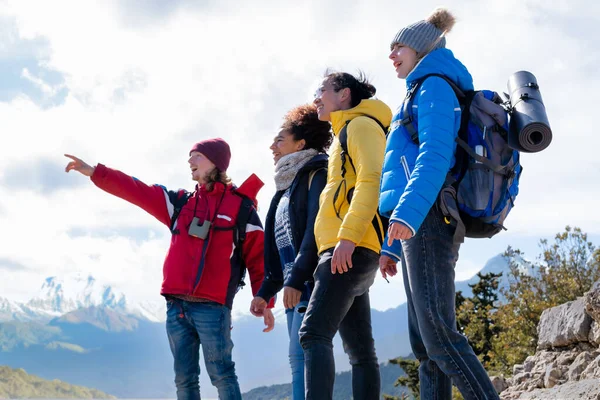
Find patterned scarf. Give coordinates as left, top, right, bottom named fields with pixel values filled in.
left=274, top=149, right=318, bottom=191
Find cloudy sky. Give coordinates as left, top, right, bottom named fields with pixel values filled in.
left=1, top=0, right=598, bottom=317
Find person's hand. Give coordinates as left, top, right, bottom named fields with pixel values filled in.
left=262, top=308, right=275, bottom=333
left=250, top=296, right=267, bottom=317
left=379, top=255, right=398, bottom=280
left=64, top=154, right=95, bottom=177
left=283, top=286, right=302, bottom=310
left=387, top=221, right=413, bottom=246
left=331, top=239, right=356, bottom=274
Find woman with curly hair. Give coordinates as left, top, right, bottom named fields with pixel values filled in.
left=250, top=104, right=332, bottom=400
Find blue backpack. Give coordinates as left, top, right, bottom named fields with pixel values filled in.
left=400, top=73, right=522, bottom=242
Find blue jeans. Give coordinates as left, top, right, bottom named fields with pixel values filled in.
left=286, top=301, right=308, bottom=400
left=165, top=298, right=242, bottom=400
left=299, top=247, right=380, bottom=400
left=401, top=206, right=500, bottom=400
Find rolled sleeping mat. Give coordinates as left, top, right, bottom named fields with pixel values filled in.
left=507, top=71, right=553, bottom=153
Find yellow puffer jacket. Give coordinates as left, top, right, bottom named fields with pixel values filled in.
left=315, top=99, right=392, bottom=254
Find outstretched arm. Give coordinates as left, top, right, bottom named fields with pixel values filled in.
left=65, top=154, right=175, bottom=227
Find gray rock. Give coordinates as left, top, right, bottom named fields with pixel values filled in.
left=567, top=351, right=594, bottom=381
left=516, top=378, right=600, bottom=399
left=538, top=298, right=593, bottom=349
left=514, top=371, right=533, bottom=384
left=578, top=342, right=597, bottom=352
left=590, top=321, right=600, bottom=346
left=523, top=356, right=536, bottom=373
left=557, top=349, right=579, bottom=366
left=514, top=364, right=524, bottom=375
left=531, top=351, right=558, bottom=374
left=532, top=377, right=544, bottom=390
left=492, top=375, right=509, bottom=393
left=539, top=350, right=558, bottom=363
left=543, top=365, right=561, bottom=388
left=580, top=354, right=600, bottom=380
left=585, top=280, right=600, bottom=323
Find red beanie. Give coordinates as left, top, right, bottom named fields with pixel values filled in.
left=189, top=138, right=231, bottom=172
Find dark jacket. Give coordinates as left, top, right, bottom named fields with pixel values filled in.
left=256, top=153, right=328, bottom=303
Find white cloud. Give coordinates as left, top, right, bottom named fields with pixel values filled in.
left=0, top=0, right=598, bottom=317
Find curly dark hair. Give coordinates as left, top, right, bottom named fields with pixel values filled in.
left=281, top=103, right=332, bottom=153
left=324, top=69, right=377, bottom=108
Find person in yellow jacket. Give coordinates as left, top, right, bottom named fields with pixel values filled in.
left=298, top=71, right=392, bottom=400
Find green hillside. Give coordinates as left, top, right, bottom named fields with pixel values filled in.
left=0, top=366, right=115, bottom=399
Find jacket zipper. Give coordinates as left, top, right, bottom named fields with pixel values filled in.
left=401, top=156, right=411, bottom=181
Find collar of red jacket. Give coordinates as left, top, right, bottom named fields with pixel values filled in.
left=193, top=174, right=264, bottom=206
left=196, top=181, right=229, bottom=196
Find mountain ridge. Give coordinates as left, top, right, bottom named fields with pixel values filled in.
left=0, top=365, right=115, bottom=398
left=0, top=273, right=164, bottom=323
left=0, top=253, right=512, bottom=398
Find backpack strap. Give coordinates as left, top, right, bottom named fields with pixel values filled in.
left=401, top=73, right=467, bottom=145
left=208, top=191, right=255, bottom=289
left=308, top=167, right=326, bottom=191
left=336, top=117, right=389, bottom=246
left=455, top=138, right=513, bottom=176
left=400, top=73, right=478, bottom=181
left=400, top=83, right=423, bottom=143
left=339, top=120, right=356, bottom=179
left=232, top=194, right=255, bottom=289
left=339, top=116, right=387, bottom=178
left=169, top=192, right=192, bottom=234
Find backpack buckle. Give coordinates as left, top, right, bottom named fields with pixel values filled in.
left=399, top=115, right=413, bottom=126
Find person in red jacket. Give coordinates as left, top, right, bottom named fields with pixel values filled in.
left=65, top=137, right=273, bottom=400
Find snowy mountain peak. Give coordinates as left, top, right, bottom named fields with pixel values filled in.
left=1, top=274, right=164, bottom=323
left=28, top=274, right=128, bottom=316
left=0, top=296, right=27, bottom=321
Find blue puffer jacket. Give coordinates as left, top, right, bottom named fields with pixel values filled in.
left=379, top=48, right=473, bottom=261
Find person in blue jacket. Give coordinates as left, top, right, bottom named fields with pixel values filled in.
left=378, top=8, right=500, bottom=400
left=250, top=104, right=331, bottom=400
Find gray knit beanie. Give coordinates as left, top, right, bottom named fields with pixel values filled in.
left=390, top=8, right=456, bottom=54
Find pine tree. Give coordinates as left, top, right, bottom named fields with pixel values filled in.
left=384, top=357, right=420, bottom=400
left=460, top=272, right=502, bottom=365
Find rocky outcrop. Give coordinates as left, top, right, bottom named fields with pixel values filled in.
left=589, top=321, right=600, bottom=345
left=585, top=281, right=600, bottom=322
left=537, top=298, right=592, bottom=349
left=517, top=379, right=600, bottom=400
left=500, top=280, right=600, bottom=400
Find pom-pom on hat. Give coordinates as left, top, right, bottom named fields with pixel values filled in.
left=390, top=8, right=456, bottom=54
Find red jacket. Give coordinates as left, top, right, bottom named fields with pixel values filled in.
left=91, top=164, right=272, bottom=309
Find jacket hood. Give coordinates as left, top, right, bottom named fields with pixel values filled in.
left=235, top=173, right=264, bottom=207
left=407, top=48, right=474, bottom=92
left=330, top=99, right=393, bottom=135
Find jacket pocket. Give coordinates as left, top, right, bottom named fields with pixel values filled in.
left=400, top=155, right=411, bottom=181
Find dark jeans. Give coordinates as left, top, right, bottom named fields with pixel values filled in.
left=401, top=206, right=500, bottom=400
left=299, top=247, right=380, bottom=400
left=165, top=298, right=241, bottom=400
